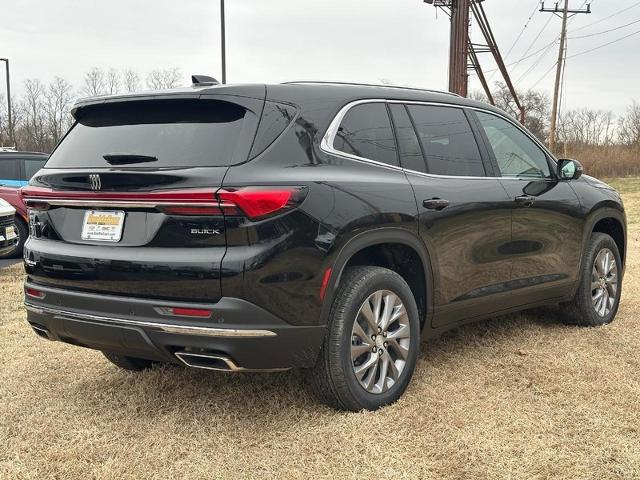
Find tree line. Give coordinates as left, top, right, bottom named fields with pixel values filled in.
left=473, top=83, right=640, bottom=177
left=0, top=69, right=638, bottom=177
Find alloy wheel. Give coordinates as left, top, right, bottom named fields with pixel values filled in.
left=591, top=248, right=618, bottom=317
left=350, top=290, right=411, bottom=394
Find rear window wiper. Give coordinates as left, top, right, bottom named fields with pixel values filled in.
left=103, top=153, right=158, bottom=165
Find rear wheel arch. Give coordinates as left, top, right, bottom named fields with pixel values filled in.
left=320, top=229, right=434, bottom=330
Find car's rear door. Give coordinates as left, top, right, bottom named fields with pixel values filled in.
left=471, top=109, right=583, bottom=305
left=22, top=95, right=263, bottom=303
left=389, top=102, right=513, bottom=326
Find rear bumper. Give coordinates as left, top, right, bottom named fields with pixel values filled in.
left=0, top=235, right=18, bottom=256
left=24, top=282, right=325, bottom=370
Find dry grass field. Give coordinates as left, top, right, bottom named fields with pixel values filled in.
left=1, top=178, right=639, bottom=479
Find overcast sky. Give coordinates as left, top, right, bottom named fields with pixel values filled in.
left=1, top=0, right=639, bottom=115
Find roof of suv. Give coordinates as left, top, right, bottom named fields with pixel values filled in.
left=71, top=82, right=504, bottom=118
left=0, top=150, right=48, bottom=158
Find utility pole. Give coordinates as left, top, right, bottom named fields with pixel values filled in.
left=424, top=0, right=525, bottom=124
left=220, top=0, right=226, bottom=84
left=0, top=58, right=12, bottom=147
left=449, top=0, right=470, bottom=96
left=540, top=1, right=591, bottom=153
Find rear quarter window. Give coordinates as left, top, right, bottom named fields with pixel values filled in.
left=46, top=100, right=253, bottom=169
left=0, top=159, right=21, bottom=182
left=332, top=102, right=399, bottom=167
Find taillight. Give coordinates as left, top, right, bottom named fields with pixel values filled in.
left=20, top=185, right=307, bottom=219
left=217, top=186, right=307, bottom=220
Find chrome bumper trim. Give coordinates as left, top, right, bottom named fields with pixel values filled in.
left=24, top=303, right=277, bottom=338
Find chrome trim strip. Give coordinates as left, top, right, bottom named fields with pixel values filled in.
left=24, top=303, right=277, bottom=338
left=320, top=98, right=558, bottom=181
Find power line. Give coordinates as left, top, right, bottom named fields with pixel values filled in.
left=485, top=36, right=559, bottom=73
left=529, top=61, right=559, bottom=90
left=504, top=0, right=542, bottom=60
left=540, top=0, right=591, bottom=153
left=568, top=18, right=640, bottom=39
left=513, top=14, right=555, bottom=71
left=571, top=0, right=640, bottom=32
left=515, top=38, right=559, bottom=84
left=566, top=27, right=640, bottom=58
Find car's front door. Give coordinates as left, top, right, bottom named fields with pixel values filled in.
left=389, top=103, right=514, bottom=327
left=471, top=110, right=583, bottom=305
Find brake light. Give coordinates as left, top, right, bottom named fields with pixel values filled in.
left=20, top=185, right=307, bottom=219
left=216, top=187, right=306, bottom=220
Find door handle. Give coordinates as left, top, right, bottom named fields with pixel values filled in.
left=515, top=195, right=536, bottom=207
left=423, top=198, right=450, bottom=210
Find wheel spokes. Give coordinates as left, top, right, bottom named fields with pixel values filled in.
left=350, top=289, right=411, bottom=395
left=591, top=248, right=619, bottom=317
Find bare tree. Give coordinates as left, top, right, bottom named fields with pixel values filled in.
left=0, top=92, right=7, bottom=146
left=19, top=79, right=49, bottom=151
left=106, top=68, right=120, bottom=95
left=122, top=69, right=141, bottom=93
left=492, top=82, right=550, bottom=143
left=145, top=68, right=183, bottom=90
left=558, top=109, right=615, bottom=147
left=82, top=67, right=106, bottom=97
left=46, top=77, right=74, bottom=145
left=618, top=101, right=640, bottom=147
left=468, top=89, right=488, bottom=103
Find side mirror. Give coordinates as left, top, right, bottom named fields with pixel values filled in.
left=557, top=158, right=583, bottom=181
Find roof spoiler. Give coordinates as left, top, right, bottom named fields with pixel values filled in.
left=191, top=75, right=220, bottom=86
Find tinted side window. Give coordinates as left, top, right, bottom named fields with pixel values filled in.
left=389, top=104, right=426, bottom=173
left=407, top=105, right=485, bottom=177
left=0, top=159, right=21, bottom=180
left=249, top=101, right=297, bottom=159
left=475, top=111, right=551, bottom=178
left=24, top=158, right=47, bottom=180
left=333, top=103, right=398, bottom=166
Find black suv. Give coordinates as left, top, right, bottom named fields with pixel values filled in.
left=22, top=81, right=626, bottom=411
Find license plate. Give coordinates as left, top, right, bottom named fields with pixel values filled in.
left=5, top=225, right=16, bottom=240
left=81, top=210, right=125, bottom=242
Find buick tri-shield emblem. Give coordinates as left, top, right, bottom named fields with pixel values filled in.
left=89, top=174, right=102, bottom=191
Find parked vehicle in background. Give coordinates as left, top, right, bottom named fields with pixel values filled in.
left=21, top=80, right=626, bottom=411
left=0, top=198, right=18, bottom=257
left=0, top=150, right=48, bottom=258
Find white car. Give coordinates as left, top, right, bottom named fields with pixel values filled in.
left=0, top=198, right=18, bottom=257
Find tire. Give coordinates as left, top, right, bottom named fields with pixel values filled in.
left=102, top=351, right=156, bottom=371
left=309, top=266, right=421, bottom=411
left=561, top=232, right=623, bottom=326
left=0, top=217, right=27, bottom=259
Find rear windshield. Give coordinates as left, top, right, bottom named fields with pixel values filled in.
left=46, top=100, right=248, bottom=168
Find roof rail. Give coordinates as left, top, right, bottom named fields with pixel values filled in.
left=283, top=81, right=461, bottom=97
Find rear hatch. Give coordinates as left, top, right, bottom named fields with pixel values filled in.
left=23, top=94, right=264, bottom=302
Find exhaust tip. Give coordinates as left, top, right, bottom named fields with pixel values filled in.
left=174, top=351, right=242, bottom=372
left=30, top=324, right=51, bottom=340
